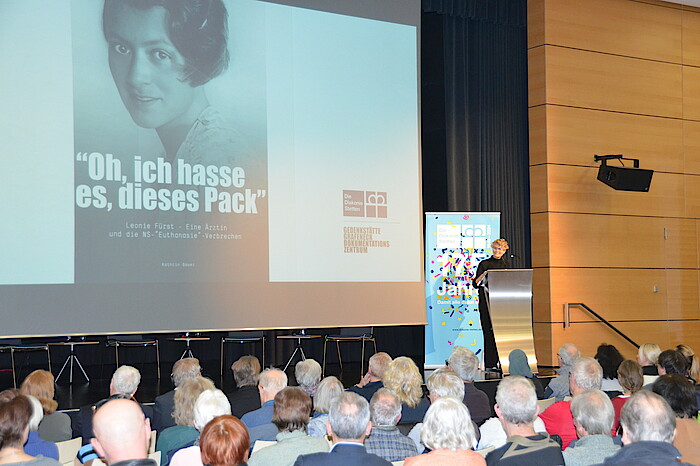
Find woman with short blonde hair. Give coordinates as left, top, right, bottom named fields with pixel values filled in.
left=382, top=357, right=429, bottom=424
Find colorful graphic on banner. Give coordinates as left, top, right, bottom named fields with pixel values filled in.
left=424, top=212, right=501, bottom=367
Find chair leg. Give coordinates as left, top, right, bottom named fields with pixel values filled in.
left=261, top=337, right=266, bottom=369
left=114, top=345, right=119, bottom=370
left=322, top=339, right=328, bottom=377
left=10, top=348, right=17, bottom=389
left=155, top=341, right=161, bottom=379
left=46, top=347, right=52, bottom=374
left=336, top=341, right=343, bottom=370
left=220, top=338, right=225, bottom=379
left=360, top=339, right=366, bottom=379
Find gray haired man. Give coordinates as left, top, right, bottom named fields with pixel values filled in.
left=364, top=389, right=418, bottom=462
left=602, top=390, right=693, bottom=465
left=562, top=389, right=620, bottom=465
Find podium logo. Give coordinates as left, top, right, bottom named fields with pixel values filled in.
left=343, top=190, right=387, bottom=218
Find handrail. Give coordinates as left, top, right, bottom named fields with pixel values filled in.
left=563, top=303, right=640, bottom=349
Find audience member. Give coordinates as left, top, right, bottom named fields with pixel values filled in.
left=365, top=389, right=418, bottom=462
left=652, top=374, right=700, bottom=464
left=602, top=390, right=692, bottom=465
left=543, top=343, right=580, bottom=400
left=676, top=344, right=699, bottom=383
left=241, top=368, right=288, bottom=428
left=348, top=352, right=392, bottom=402
left=24, top=395, right=59, bottom=461
left=382, top=357, right=430, bottom=424
left=610, top=360, right=643, bottom=434
left=562, top=389, right=620, bottom=466
left=637, top=343, right=660, bottom=376
left=540, top=357, right=603, bottom=449
left=594, top=344, right=624, bottom=395
left=156, top=377, right=215, bottom=465
left=199, top=416, right=250, bottom=466
left=407, top=367, right=469, bottom=452
left=656, top=349, right=688, bottom=377
left=404, top=396, right=484, bottom=465
left=227, top=355, right=262, bottom=418
left=249, top=387, right=328, bottom=466
left=169, top=389, right=232, bottom=466
left=75, top=365, right=144, bottom=444
left=153, top=358, right=201, bottom=433
left=486, top=376, right=563, bottom=465
left=507, top=349, right=544, bottom=399
left=90, top=399, right=153, bottom=466
left=295, top=359, right=322, bottom=398
left=447, top=347, right=491, bottom=425
left=0, top=394, right=60, bottom=466
left=20, top=370, right=71, bottom=442
left=293, top=392, right=390, bottom=465
left=307, top=376, right=344, bottom=437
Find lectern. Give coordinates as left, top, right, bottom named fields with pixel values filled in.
left=483, top=269, right=537, bottom=374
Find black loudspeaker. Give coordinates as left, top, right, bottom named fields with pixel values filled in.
left=597, top=165, right=653, bottom=192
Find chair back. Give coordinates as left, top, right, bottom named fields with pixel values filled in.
left=57, top=437, right=82, bottom=466
left=339, top=327, right=372, bottom=337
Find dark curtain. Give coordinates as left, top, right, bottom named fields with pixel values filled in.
left=422, top=0, right=531, bottom=267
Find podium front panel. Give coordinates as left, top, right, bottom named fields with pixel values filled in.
left=486, top=269, right=537, bottom=374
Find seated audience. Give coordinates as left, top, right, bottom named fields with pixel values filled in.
left=602, top=390, right=693, bottom=465
left=507, top=349, right=544, bottom=399
left=307, top=376, right=344, bottom=437
left=153, top=358, right=201, bottom=433
left=447, top=346, right=491, bottom=425
left=651, top=374, right=700, bottom=464
left=293, top=392, right=390, bottom=465
left=0, top=394, right=60, bottom=466
left=241, top=368, right=288, bottom=429
left=90, top=399, right=154, bottom=466
left=562, top=389, right=620, bottom=466
left=637, top=343, right=660, bottom=376
left=404, top=396, right=484, bottom=465
left=595, top=344, right=624, bottom=396
left=348, top=352, right=392, bottom=402
left=610, top=360, right=643, bottom=434
left=540, top=357, right=603, bottom=449
left=20, top=370, right=71, bottom=442
left=170, top=389, right=232, bottom=466
left=382, top=357, right=430, bottom=424
left=24, top=395, right=59, bottom=461
left=200, top=416, right=250, bottom=466
left=486, top=376, right=563, bottom=465
left=365, top=389, right=418, bottom=462
left=295, top=359, right=322, bottom=398
left=676, top=344, right=699, bottom=383
left=156, top=377, right=215, bottom=466
left=248, top=387, right=328, bottom=466
left=544, top=343, right=580, bottom=400
left=227, top=356, right=262, bottom=418
left=75, top=365, right=145, bottom=444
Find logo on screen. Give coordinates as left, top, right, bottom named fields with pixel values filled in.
left=343, top=190, right=387, bottom=218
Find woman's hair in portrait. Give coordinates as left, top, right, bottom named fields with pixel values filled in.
left=103, top=0, right=230, bottom=86
left=617, top=360, right=643, bottom=394
left=594, top=344, right=625, bottom=380
left=200, top=415, right=250, bottom=466
left=272, top=387, right=313, bottom=432
left=173, top=376, right=216, bottom=426
left=491, top=238, right=509, bottom=249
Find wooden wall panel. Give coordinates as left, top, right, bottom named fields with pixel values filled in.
left=541, top=106, right=683, bottom=171
left=683, top=65, right=700, bottom=121
left=542, top=0, right=682, bottom=63
left=685, top=174, right=700, bottom=218
left=528, top=47, right=546, bottom=108
left=542, top=166, right=685, bottom=217
left=682, top=10, right=700, bottom=66
left=532, top=268, right=552, bottom=322
left=529, top=165, right=549, bottom=213
left=685, top=120, right=700, bottom=175
left=529, top=106, right=547, bottom=166
left=530, top=213, right=550, bottom=268
left=539, top=268, right=699, bottom=322
left=545, top=213, right=697, bottom=269
left=543, top=46, right=683, bottom=117
left=527, top=0, right=545, bottom=48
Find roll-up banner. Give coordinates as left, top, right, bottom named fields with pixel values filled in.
left=424, top=212, right=501, bottom=368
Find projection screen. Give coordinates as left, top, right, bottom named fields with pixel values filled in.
left=0, top=0, right=424, bottom=337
